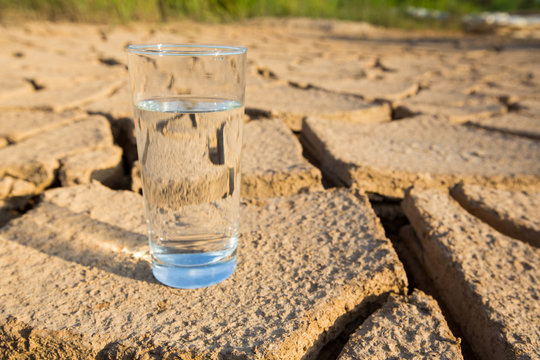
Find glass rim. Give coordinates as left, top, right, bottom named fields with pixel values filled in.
left=126, top=44, right=247, bottom=56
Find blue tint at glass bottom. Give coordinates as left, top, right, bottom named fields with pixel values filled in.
left=152, top=252, right=237, bottom=289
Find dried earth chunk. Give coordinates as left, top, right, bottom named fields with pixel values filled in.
left=402, top=188, right=540, bottom=360
left=0, top=184, right=407, bottom=359
left=337, top=290, right=463, bottom=360
left=302, top=116, right=540, bottom=197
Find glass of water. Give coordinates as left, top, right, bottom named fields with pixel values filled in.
left=126, top=44, right=246, bottom=289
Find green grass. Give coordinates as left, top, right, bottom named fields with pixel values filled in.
left=1, top=0, right=539, bottom=27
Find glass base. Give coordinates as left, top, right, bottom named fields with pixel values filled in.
left=151, top=252, right=237, bottom=289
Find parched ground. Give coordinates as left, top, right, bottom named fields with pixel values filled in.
left=0, top=18, right=539, bottom=360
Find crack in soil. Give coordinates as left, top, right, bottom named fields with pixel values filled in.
left=373, top=197, right=480, bottom=360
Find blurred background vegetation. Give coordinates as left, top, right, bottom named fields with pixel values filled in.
left=1, top=0, right=539, bottom=28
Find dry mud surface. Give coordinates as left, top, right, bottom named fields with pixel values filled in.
left=0, top=18, right=539, bottom=359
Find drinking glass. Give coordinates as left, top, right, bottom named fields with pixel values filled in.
left=126, top=44, right=246, bottom=289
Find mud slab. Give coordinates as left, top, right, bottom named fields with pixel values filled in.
left=0, top=79, right=124, bottom=112
left=0, top=115, right=115, bottom=192
left=302, top=116, right=540, bottom=197
left=402, top=188, right=540, bottom=360
left=337, top=290, right=463, bottom=360
left=246, top=83, right=390, bottom=131
left=466, top=112, right=540, bottom=140
left=0, top=110, right=86, bottom=145
left=59, top=146, right=124, bottom=188
left=395, top=83, right=505, bottom=123
left=451, top=183, right=540, bottom=248
left=0, top=183, right=407, bottom=359
left=242, top=118, right=322, bottom=198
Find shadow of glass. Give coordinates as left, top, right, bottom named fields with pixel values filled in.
left=0, top=200, right=158, bottom=285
